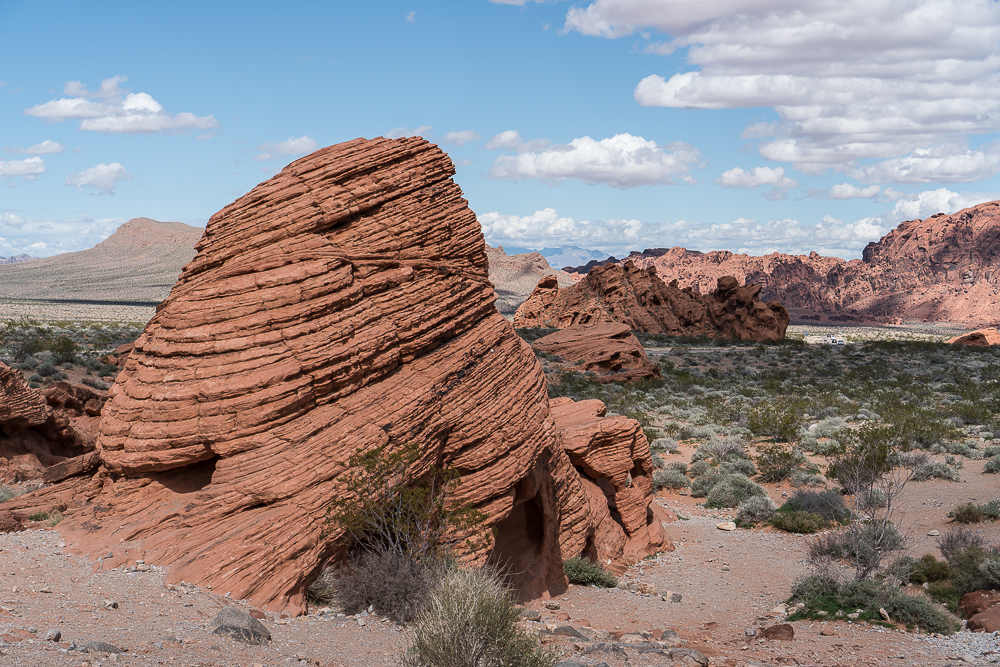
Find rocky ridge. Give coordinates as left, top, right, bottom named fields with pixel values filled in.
left=514, top=262, right=789, bottom=341
left=485, top=245, right=575, bottom=317
left=565, top=202, right=1000, bottom=327
left=531, top=323, right=661, bottom=382
left=3, top=137, right=670, bottom=613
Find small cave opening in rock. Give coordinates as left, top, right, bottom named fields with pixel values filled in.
left=155, top=455, right=219, bottom=494
left=490, top=494, right=546, bottom=597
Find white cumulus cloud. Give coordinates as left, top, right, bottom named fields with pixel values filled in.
left=254, top=136, right=320, bottom=161
left=6, top=140, right=65, bottom=155
left=385, top=125, right=433, bottom=139
left=0, top=157, right=46, bottom=183
left=715, top=165, right=798, bottom=200
left=25, top=76, right=218, bottom=135
left=489, top=133, right=701, bottom=188
left=65, top=163, right=132, bottom=195
left=847, top=147, right=1000, bottom=184
left=828, top=183, right=883, bottom=199
left=556, top=0, right=1000, bottom=181
left=484, top=130, right=552, bottom=152
left=441, top=130, right=481, bottom=146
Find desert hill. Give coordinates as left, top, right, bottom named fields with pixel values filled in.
left=0, top=218, right=201, bottom=305
left=567, top=201, right=1000, bottom=327
left=485, top=244, right=576, bottom=316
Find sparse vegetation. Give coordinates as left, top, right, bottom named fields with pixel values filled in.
left=563, top=557, right=618, bottom=588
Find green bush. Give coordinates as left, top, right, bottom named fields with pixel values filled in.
left=771, top=510, right=826, bottom=534
left=651, top=453, right=666, bottom=470
left=982, top=499, right=1000, bottom=519
left=720, top=457, right=757, bottom=478
left=979, top=557, right=1000, bottom=589
left=755, top=443, right=807, bottom=483
left=736, top=496, right=777, bottom=527
left=858, top=488, right=888, bottom=510
left=747, top=401, right=800, bottom=442
left=688, top=460, right=711, bottom=478
left=948, top=546, right=992, bottom=595
left=907, top=554, right=951, bottom=584
left=690, top=470, right=724, bottom=498
left=666, top=461, right=688, bottom=475
left=0, top=485, right=21, bottom=503
left=984, top=455, right=1000, bottom=474
left=781, top=489, right=851, bottom=524
left=653, top=469, right=690, bottom=491
left=938, top=527, right=987, bottom=561
left=563, top=557, right=618, bottom=588
left=953, top=502, right=984, bottom=524
left=401, top=567, right=557, bottom=667
left=790, top=574, right=959, bottom=634
left=912, top=462, right=961, bottom=482
left=705, top=473, right=767, bottom=509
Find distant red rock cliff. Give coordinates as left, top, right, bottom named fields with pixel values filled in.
left=514, top=262, right=789, bottom=341
left=566, top=202, right=1000, bottom=326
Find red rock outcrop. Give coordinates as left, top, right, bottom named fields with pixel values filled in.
left=532, top=323, right=661, bottom=382
left=0, top=364, right=103, bottom=484
left=947, top=329, right=1000, bottom=347
left=959, top=590, right=1000, bottom=619
left=486, top=245, right=575, bottom=317
left=514, top=262, right=789, bottom=341
left=569, top=202, right=1000, bottom=326
left=8, top=137, right=669, bottom=612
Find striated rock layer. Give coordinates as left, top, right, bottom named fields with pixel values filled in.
left=514, top=262, right=788, bottom=341
left=0, top=363, right=104, bottom=484
left=485, top=245, right=575, bottom=317
left=567, top=203, right=1000, bottom=327
left=532, top=324, right=661, bottom=382
left=7, top=137, right=670, bottom=612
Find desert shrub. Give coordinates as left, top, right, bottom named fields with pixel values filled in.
left=938, top=526, right=987, bottom=561
left=952, top=502, right=984, bottom=524
left=719, top=457, right=757, bottom=478
left=651, top=437, right=680, bottom=453
left=306, top=566, right=338, bottom=606
left=948, top=546, right=992, bottom=596
left=666, top=461, right=688, bottom=475
left=653, top=469, right=690, bottom=491
left=690, top=470, right=723, bottom=498
left=705, top=473, right=766, bottom=509
left=912, top=461, right=961, bottom=482
left=28, top=374, right=43, bottom=384
left=790, top=469, right=825, bottom=488
left=563, top=557, right=617, bottom=588
left=771, top=510, right=826, bottom=534
left=0, top=485, right=23, bottom=503
left=858, top=488, right=888, bottom=510
left=755, top=443, right=808, bottom=483
left=747, top=400, right=800, bottom=442
left=983, top=446, right=1000, bottom=459
left=736, top=495, right=777, bottom=527
left=808, top=533, right=850, bottom=561
left=688, top=460, right=711, bottom=478
left=813, top=417, right=849, bottom=438
left=691, top=437, right=748, bottom=463
left=337, top=551, right=448, bottom=622
left=401, top=566, right=557, bottom=667
left=982, top=499, right=1000, bottom=519
left=651, top=453, right=666, bottom=470
left=325, top=442, right=487, bottom=561
left=904, top=554, right=951, bottom=584
left=35, top=363, right=56, bottom=377
left=780, top=489, right=851, bottom=524
left=790, top=574, right=959, bottom=634
left=984, top=455, right=1000, bottom=474
left=80, top=376, right=110, bottom=390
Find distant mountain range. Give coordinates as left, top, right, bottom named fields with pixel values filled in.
left=563, top=202, right=1000, bottom=328
left=0, top=254, right=37, bottom=265
left=498, top=245, right=608, bottom=270
left=0, top=218, right=202, bottom=305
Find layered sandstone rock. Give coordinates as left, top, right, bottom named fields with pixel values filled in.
left=10, top=137, right=668, bottom=612
left=514, top=262, right=788, bottom=341
left=532, top=324, right=660, bottom=382
left=569, top=202, right=1000, bottom=326
left=0, top=363, right=102, bottom=484
left=946, top=328, right=1000, bottom=347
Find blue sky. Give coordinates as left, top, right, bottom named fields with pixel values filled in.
left=2, top=0, right=1000, bottom=263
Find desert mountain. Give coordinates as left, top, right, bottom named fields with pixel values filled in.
left=0, top=218, right=201, bottom=305
left=565, top=202, right=1000, bottom=327
left=0, top=254, right=37, bottom=265
left=485, top=245, right=576, bottom=316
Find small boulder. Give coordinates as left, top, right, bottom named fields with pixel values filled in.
left=0, top=511, right=23, bottom=534
left=520, top=609, right=542, bottom=622
left=761, top=623, right=794, bottom=640
left=82, top=641, right=123, bottom=654
left=878, top=607, right=890, bottom=622
left=716, top=522, right=737, bottom=531
left=44, top=629, right=60, bottom=642
left=968, top=604, right=1000, bottom=633
left=959, top=590, right=1000, bottom=619
left=553, top=626, right=588, bottom=639
left=211, top=606, right=271, bottom=645
left=669, top=647, right=709, bottom=667
left=636, top=582, right=658, bottom=596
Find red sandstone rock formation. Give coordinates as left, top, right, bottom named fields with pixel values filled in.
left=532, top=323, right=660, bottom=382
left=569, top=202, right=1000, bottom=326
left=6, top=137, right=670, bottom=612
left=485, top=245, right=575, bottom=317
left=514, top=262, right=788, bottom=341
left=0, top=364, right=103, bottom=483
left=947, top=328, right=1000, bottom=346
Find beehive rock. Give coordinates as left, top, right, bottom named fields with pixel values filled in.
left=19, top=137, right=669, bottom=612
left=514, top=262, right=788, bottom=341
